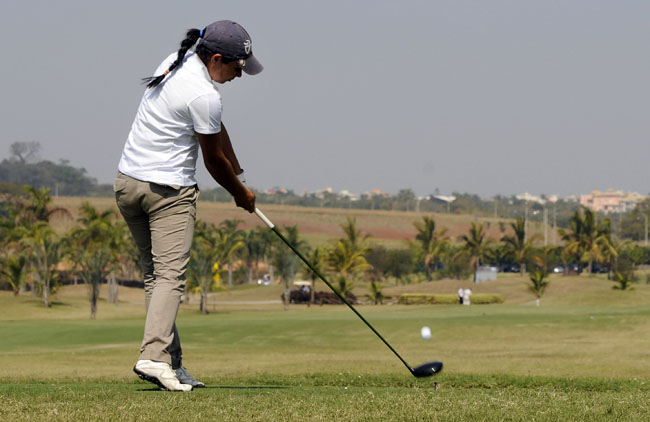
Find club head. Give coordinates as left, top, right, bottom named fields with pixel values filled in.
left=410, top=361, right=443, bottom=378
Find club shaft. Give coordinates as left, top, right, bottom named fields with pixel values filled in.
left=269, top=225, right=413, bottom=372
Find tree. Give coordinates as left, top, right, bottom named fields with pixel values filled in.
left=17, top=186, right=70, bottom=224
left=600, top=238, right=631, bottom=280
left=19, top=221, right=64, bottom=307
left=559, top=208, right=612, bottom=276
left=528, top=270, right=550, bottom=306
left=411, top=216, right=449, bottom=280
left=459, top=222, right=494, bottom=282
left=219, top=219, right=243, bottom=287
left=0, top=254, right=29, bottom=296
left=327, top=218, right=371, bottom=298
left=67, top=203, right=121, bottom=319
left=302, top=246, right=326, bottom=306
left=271, top=225, right=307, bottom=310
left=9, top=141, right=41, bottom=164
left=368, top=281, right=385, bottom=305
left=619, top=199, right=650, bottom=241
left=501, top=217, right=541, bottom=276
left=241, top=229, right=265, bottom=284
left=396, top=189, right=416, bottom=211
left=189, top=222, right=244, bottom=314
left=612, top=271, right=636, bottom=291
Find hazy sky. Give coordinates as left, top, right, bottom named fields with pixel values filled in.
left=1, top=0, right=648, bottom=198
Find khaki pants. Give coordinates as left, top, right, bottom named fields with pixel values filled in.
left=114, top=172, right=199, bottom=367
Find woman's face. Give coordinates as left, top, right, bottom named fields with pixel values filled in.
left=206, top=54, right=243, bottom=84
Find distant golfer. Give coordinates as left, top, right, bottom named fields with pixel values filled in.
left=114, top=20, right=261, bottom=391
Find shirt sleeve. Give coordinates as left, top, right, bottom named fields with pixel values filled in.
left=188, top=93, right=222, bottom=135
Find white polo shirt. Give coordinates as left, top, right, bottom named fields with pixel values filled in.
left=118, top=50, right=222, bottom=187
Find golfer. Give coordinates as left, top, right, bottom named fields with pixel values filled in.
left=114, top=20, right=261, bottom=391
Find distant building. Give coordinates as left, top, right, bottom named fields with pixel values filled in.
left=515, top=192, right=545, bottom=204
left=338, top=190, right=359, bottom=201
left=580, top=189, right=645, bottom=213
left=430, top=194, right=456, bottom=204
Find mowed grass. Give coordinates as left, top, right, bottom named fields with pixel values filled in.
left=1, top=276, right=650, bottom=421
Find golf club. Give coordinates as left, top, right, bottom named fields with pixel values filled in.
left=254, top=207, right=443, bottom=378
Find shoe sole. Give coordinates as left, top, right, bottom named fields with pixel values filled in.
left=133, top=366, right=192, bottom=392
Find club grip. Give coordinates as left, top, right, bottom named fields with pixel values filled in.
left=254, top=208, right=275, bottom=229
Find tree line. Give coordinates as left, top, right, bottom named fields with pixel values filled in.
left=6, top=141, right=650, bottom=240
left=2, top=185, right=649, bottom=317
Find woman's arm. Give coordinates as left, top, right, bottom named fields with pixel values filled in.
left=196, top=127, right=255, bottom=212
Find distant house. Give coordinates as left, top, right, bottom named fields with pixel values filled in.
left=580, top=189, right=645, bottom=213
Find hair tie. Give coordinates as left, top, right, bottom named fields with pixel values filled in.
left=199, top=29, right=204, bottom=38
left=163, top=69, right=170, bottom=76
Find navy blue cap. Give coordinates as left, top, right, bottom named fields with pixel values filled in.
left=199, top=20, right=263, bottom=75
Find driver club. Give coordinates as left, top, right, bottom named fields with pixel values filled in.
left=254, top=207, right=443, bottom=378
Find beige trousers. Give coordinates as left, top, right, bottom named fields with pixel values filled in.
left=114, top=172, right=199, bottom=367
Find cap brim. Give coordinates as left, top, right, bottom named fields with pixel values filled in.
left=243, top=54, right=263, bottom=75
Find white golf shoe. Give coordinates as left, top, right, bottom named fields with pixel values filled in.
left=133, top=360, right=193, bottom=391
left=175, top=366, right=206, bottom=388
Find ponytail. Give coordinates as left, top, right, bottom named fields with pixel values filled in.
left=142, top=28, right=202, bottom=88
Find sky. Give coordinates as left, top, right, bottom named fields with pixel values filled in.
left=1, top=0, right=648, bottom=198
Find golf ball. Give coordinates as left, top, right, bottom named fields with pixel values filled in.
left=421, top=326, right=432, bottom=340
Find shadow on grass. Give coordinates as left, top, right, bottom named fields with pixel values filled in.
left=136, top=385, right=289, bottom=392
left=206, top=385, right=289, bottom=390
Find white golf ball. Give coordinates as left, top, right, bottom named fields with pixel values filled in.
left=421, top=326, right=432, bottom=340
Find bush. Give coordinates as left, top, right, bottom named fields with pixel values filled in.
left=398, top=293, right=505, bottom=305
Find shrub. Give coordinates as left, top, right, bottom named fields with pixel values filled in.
left=398, top=293, right=505, bottom=305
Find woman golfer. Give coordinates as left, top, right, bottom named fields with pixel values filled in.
left=114, top=20, right=260, bottom=391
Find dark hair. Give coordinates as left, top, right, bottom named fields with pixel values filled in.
left=142, top=28, right=202, bottom=89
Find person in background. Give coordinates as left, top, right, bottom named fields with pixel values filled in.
left=463, top=288, right=472, bottom=306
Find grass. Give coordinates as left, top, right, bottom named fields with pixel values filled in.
left=1, top=275, right=650, bottom=421
left=2, top=375, right=649, bottom=422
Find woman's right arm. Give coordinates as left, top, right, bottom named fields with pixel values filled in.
left=196, top=130, right=255, bottom=212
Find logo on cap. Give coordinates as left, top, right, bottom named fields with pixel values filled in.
left=243, top=40, right=251, bottom=55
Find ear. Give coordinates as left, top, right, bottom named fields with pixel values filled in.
left=211, top=53, right=223, bottom=64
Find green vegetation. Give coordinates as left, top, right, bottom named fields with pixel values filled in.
left=1, top=278, right=649, bottom=421
left=398, top=293, right=505, bottom=305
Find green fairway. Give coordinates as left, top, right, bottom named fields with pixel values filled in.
left=1, top=279, right=649, bottom=421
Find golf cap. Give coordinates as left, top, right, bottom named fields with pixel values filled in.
left=200, top=20, right=263, bottom=75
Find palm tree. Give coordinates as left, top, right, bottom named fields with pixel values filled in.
left=459, top=222, right=494, bottom=282
left=612, top=271, right=635, bottom=290
left=559, top=208, right=612, bottom=276
left=255, top=226, right=277, bottom=282
left=411, top=216, right=449, bottom=280
left=271, top=225, right=308, bottom=309
left=0, top=254, right=29, bottom=296
left=67, top=203, right=121, bottom=319
left=528, top=270, right=550, bottom=306
left=326, top=218, right=372, bottom=296
left=190, top=222, right=244, bottom=314
left=368, top=281, right=385, bottom=305
left=241, top=229, right=265, bottom=284
left=327, top=239, right=371, bottom=297
left=501, top=217, right=541, bottom=276
left=19, top=221, right=64, bottom=307
left=219, top=219, right=243, bottom=287
left=17, top=186, right=70, bottom=223
left=302, top=246, right=326, bottom=306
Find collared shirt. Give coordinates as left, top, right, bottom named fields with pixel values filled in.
left=118, top=50, right=222, bottom=187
